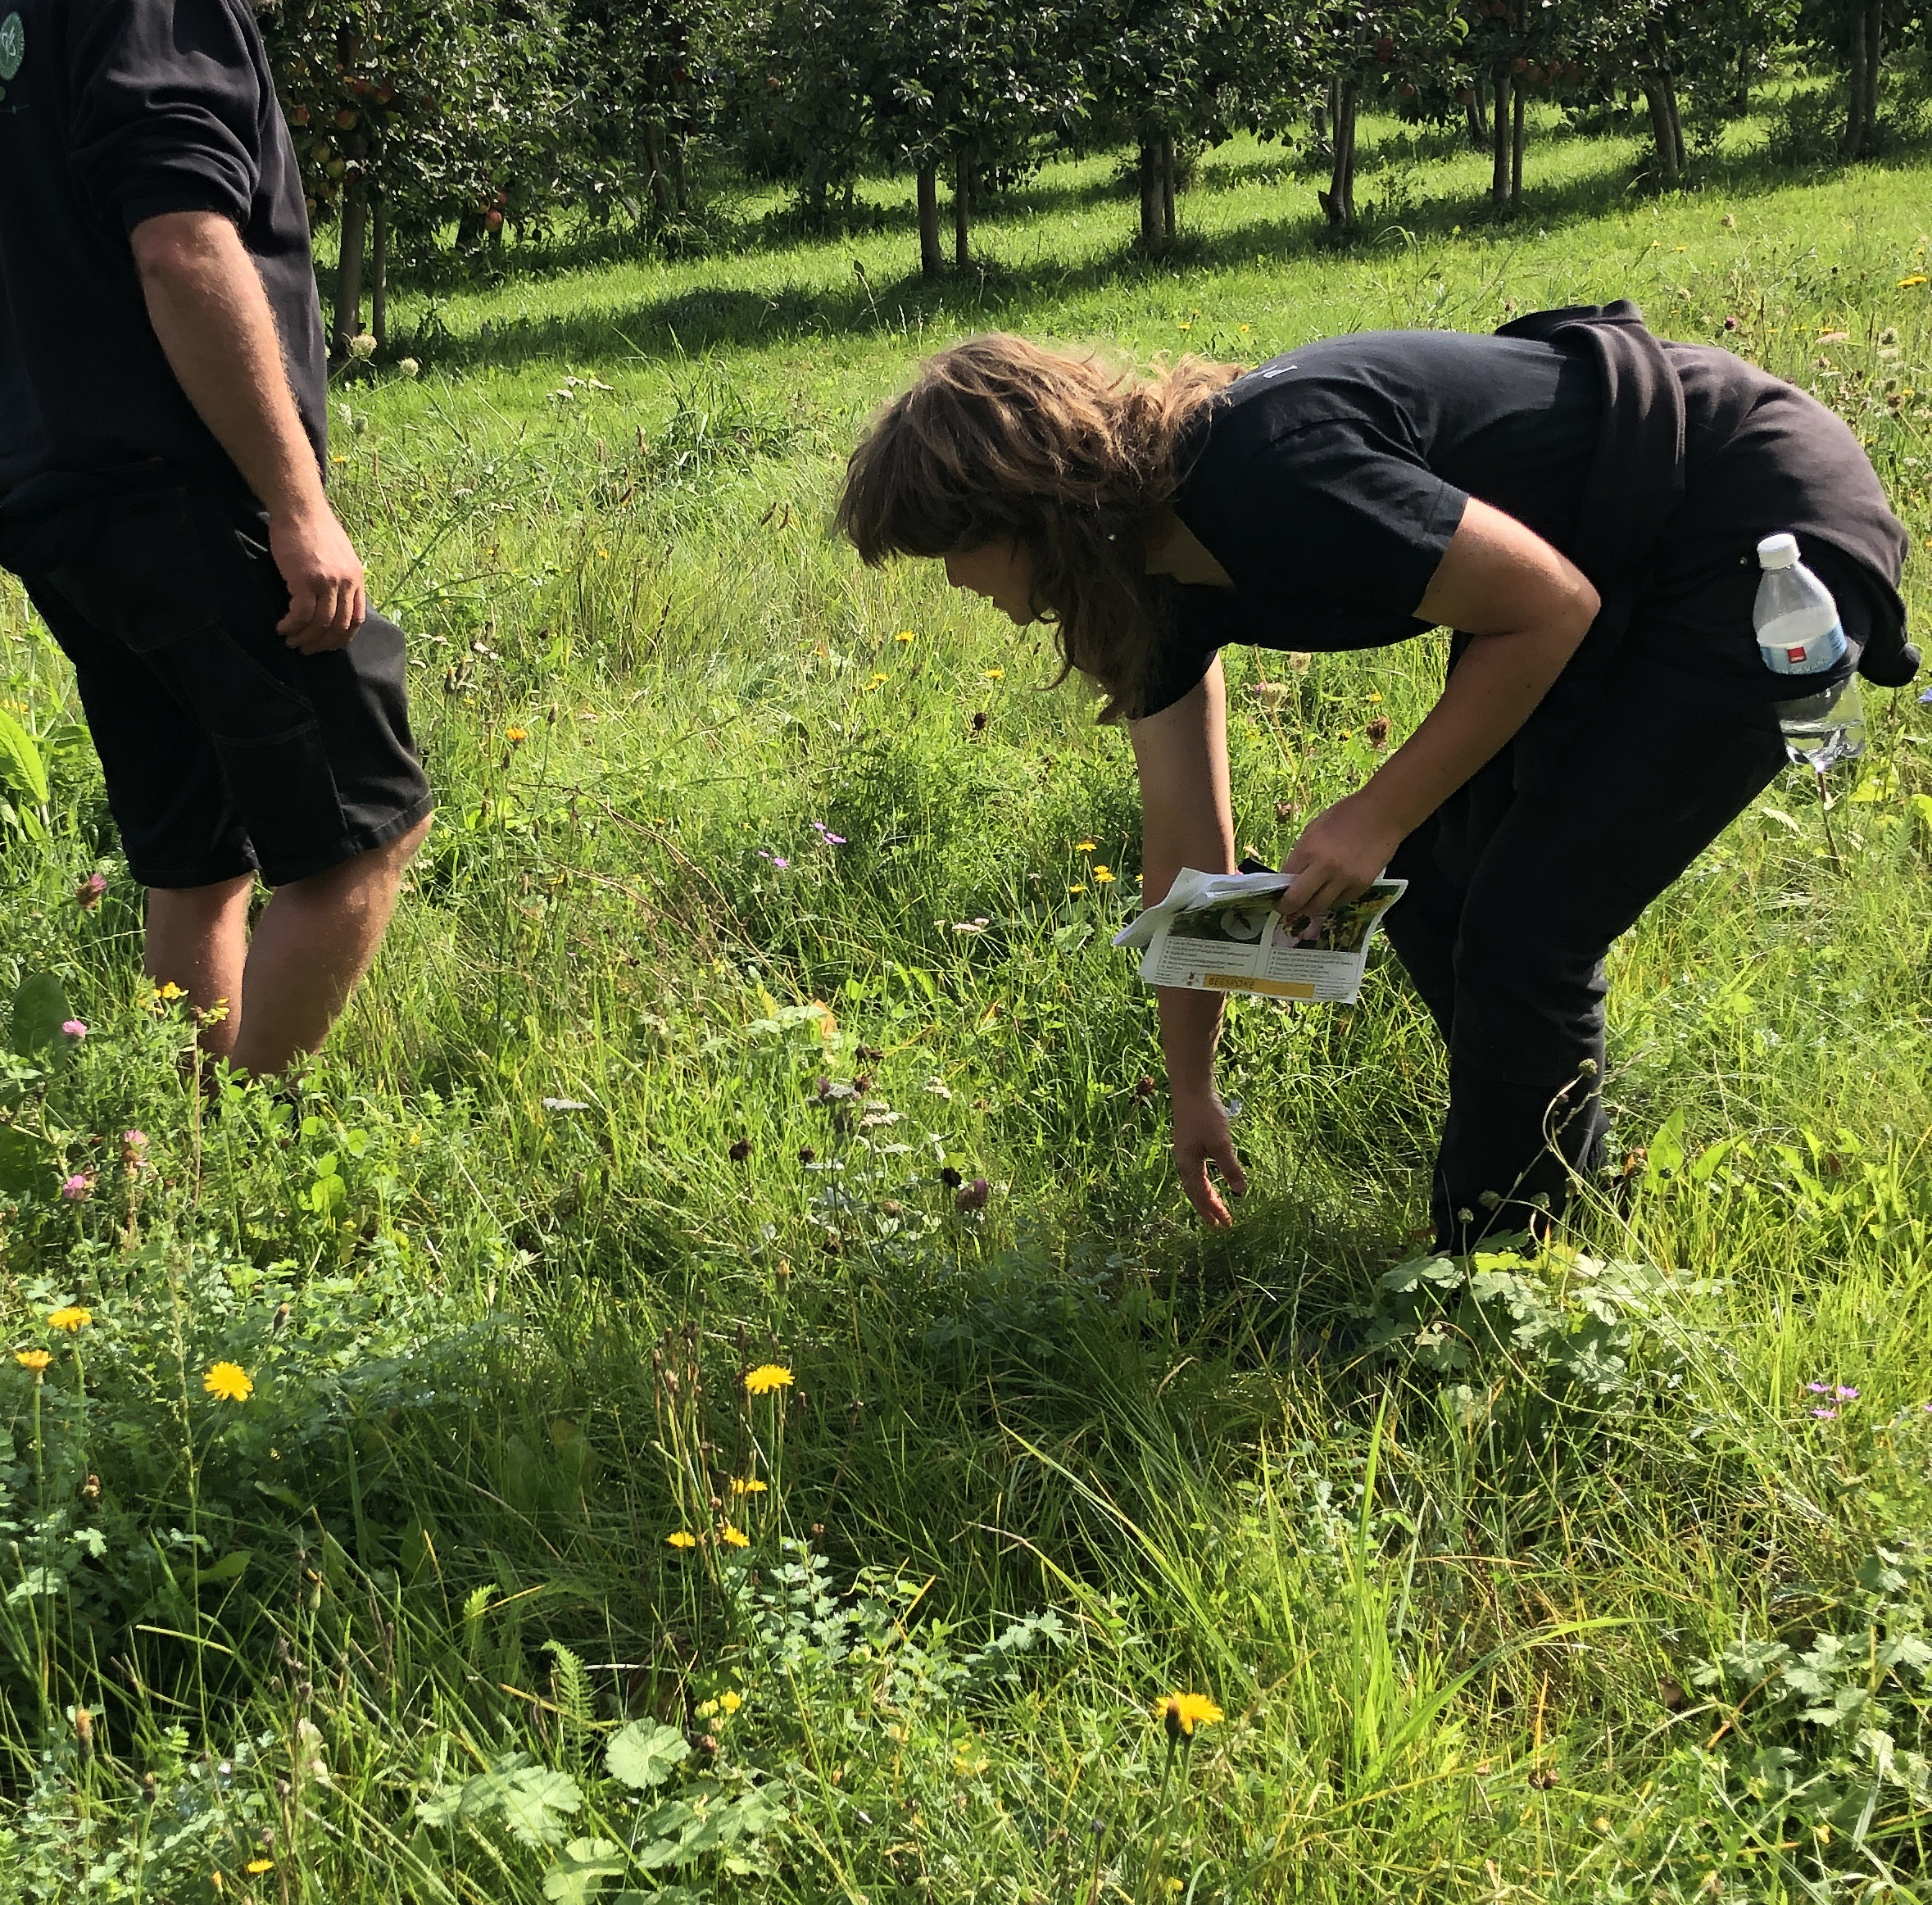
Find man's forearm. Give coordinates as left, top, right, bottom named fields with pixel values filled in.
left=131, top=211, right=323, bottom=519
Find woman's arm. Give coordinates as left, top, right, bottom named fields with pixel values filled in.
left=1277, top=497, right=1601, bottom=915
left=1128, top=657, right=1249, bottom=1226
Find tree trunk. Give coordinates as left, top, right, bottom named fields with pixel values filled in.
left=1511, top=70, right=1526, bottom=202
left=370, top=195, right=388, bottom=352
left=1320, top=80, right=1358, bottom=229
left=642, top=121, right=675, bottom=217
left=1160, top=132, right=1177, bottom=244
left=842, top=179, right=855, bottom=221
left=1645, top=81, right=1679, bottom=184
left=1467, top=77, right=1490, bottom=149
left=1841, top=11, right=1868, bottom=156
left=1312, top=96, right=1327, bottom=142
left=917, top=161, right=942, bottom=280
left=1734, top=45, right=1750, bottom=117
left=1490, top=66, right=1512, bottom=206
left=1138, top=140, right=1163, bottom=258
left=673, top=137, right=689, bottom=215
left=333, top=180, right=368, bottom=356
left=1862, top=0, right=1883, bottom=146
left=1666, top=75, right=1687, bottom=173
left=954, top=152, right=970, bottom=270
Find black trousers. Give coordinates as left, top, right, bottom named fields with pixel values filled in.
left=1381, top=643, right=1792, bottom=1250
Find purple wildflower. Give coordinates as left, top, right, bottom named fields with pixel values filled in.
left=60, top=1173, right=93, bottom=1202
left=75, top=873, right=107, bottom=909
left=1812, top=1407, right=1838, bottom=1420
left=1835, top=1386, right=1858, bottom=1401
left=810, top=821, right=847, bottom=846
left=1807, top=1381, right=1830, bottom=1393
left=757, top=851, right=791, bottom=869
left=60, top=1019, right=87, bottom=1041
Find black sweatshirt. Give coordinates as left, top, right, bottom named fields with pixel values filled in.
left=0, top=0, right=327, bottom=511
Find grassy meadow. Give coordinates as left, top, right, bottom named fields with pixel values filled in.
left=2, top=101, right=1932, bottom=1902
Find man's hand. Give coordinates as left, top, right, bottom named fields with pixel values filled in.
left=1172, top=1087, right=1246, bottom=1227
left=1277, top=788, right=1408, bottom=920
left=273, top=505, right=366, bottom=651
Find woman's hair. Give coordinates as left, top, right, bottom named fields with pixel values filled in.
left=835, top=334, right=1240, bottom=719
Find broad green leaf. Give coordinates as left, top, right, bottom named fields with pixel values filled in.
left=542, top=1837, right=625, bottom=1903
left=606, top=1720, right=689, bottom=1791
left=0, top=709, right=48, bottom=805
left=0, top=1124, right=56, bottom=1198
left=10, top=973, right=71, bottom=1058
left=199, top=1550, right=252, bottom=1584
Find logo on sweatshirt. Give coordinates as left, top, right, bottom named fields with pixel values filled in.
left=0, top=14, right=22, bottom=85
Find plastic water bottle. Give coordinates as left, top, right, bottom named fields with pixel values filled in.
left=1753, top=533, right=1865, bottom=770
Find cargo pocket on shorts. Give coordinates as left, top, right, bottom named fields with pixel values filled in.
left=210, top=721, right=348, bottom=883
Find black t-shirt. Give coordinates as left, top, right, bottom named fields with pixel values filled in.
left=0, top=0, right=327, bottom=508
left=1151, top=330, right=1601, bottom=715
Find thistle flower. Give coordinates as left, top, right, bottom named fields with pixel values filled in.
left=744, top=1364, right=794, bottom=1396
left=1154, top=1691, right=1223, bottom=1741
left=203, top=1362, right=254, bottom=1403
left=955, top=1176, right=990, bottom=1213
left=47, top=1307, right=90, bottom=1332
left=75, top=873, right=107, bottom=909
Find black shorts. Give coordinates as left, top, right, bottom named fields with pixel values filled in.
left=0, top=469, right=431, bottom=888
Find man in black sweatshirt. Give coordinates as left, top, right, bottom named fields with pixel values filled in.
left=0, top=0, right=431, bottom=1074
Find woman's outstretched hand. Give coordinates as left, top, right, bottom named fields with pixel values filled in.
left=1277, top=790, right=1408, bottom=919
left=1172, top=1087, right=1247, bottom=1227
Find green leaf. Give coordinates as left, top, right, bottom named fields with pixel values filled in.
left=606, top=1720, right=689, bottom=1791
left=542, top=1837, right=626, bottom=1903
left=1647, top=1108, right=1685, bottom=1182
left=0, top=709, right=48, bottom=805
left=0, top=1124, right=56, bottom=1198
left=199, top=1550, right=252, bottom=1584
left=11, top=973, right=71, bottom=1058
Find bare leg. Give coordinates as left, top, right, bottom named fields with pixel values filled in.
left=228, top=815, right=431, bottom=1077
left=145, top=875, right=255, bottom=1060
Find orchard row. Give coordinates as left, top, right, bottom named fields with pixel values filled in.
left=265, top=0, right=1900, bottom=348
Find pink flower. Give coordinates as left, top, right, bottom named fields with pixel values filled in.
left=955, top=1176, right=990, bottom=1213
left=61, top=1173, right=93, bottom=1202
left=1811, top=1407, right=1838, bottom=1420
left=121, top=1131, right=148, bottom=1168
left=60, top=1019, right=87, bottom=1041
left=75, top=873, right=107, bottom=909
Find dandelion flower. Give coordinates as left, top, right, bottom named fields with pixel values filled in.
left=744, top=1364, right=794, bottom=1396
left=1068, top=884, right=1086, bottom=896
left=1091, top=866, right=1116, bottom=884
left=983, top=667, right=1005, bottom=679
left=896, top=630, right=915, bottom=643
left=730, top=1476, right=769, bottom=1495
left=1074, top=840, right=1097, bottom=852
left=203, top=1362, right=254, bottom=1403
left=246, top=1859, right=275, bottom=1876
left=48, top=1307, right=90, bottom=1332
left=720, top=1524, right=751, bottom=1548
left=1899, top=275, right=1928, bottom=288
left=15, top=1349, right=52, bottom=1372
left=505, top=725, right=529, bottom=744
left=61, top=1173, right=93, bottom=1202
left=1154, top=1691, right=1224, bottom=1740
left=665, top=1530, right=698, bottom=1549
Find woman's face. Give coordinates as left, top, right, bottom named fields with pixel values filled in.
left=944, top=541, right=1035, bottom=624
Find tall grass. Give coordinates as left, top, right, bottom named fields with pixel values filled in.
left=0, top=111, right=1928, bottom=1902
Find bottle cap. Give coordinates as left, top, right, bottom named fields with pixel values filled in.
left=1757, top=533, right=1799, bottom=569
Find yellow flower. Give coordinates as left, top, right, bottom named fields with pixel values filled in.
left=665, top=1530, right=698, bottom=1549
left=203, top=1362, right=253, bottom=1403
left=1154, top=1691, right=1224, bottom=1740
left=744, top=1363, right=794, bottom=1395
left=1068, top=884, right=1086, bottom=896
left=730, top=1476, right=769, bottom=1495
left=48, top=1307, right=91, bottom=1332
left=596, top=547, right=610, bottom=560
left=505, top=725, right=529, bottom=744
left=155, top=981, right=187, bottom=1001
left=1177, top=321, right=1192, bottom=332
left=866, top=672, right=889, bottom=689
left=1238, top=323, right=1251, bottom=333
left=246, top=1860, right=274, bottom=1876
left=719, top=1690, right=743, bottom=1714
left=720, top=1525, right=751, bottom=1549
left=1074, top=840, right=1097, bottom=852
left=1091, top=866, right=1116, bottom=884
left=983, top=667, right=1005, bottom=679
left=15, top=1349, right=51, bottom=1372
left=896, top=629, right=915, bottom=643
left=1899, top=274, right=1929, bottom=288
